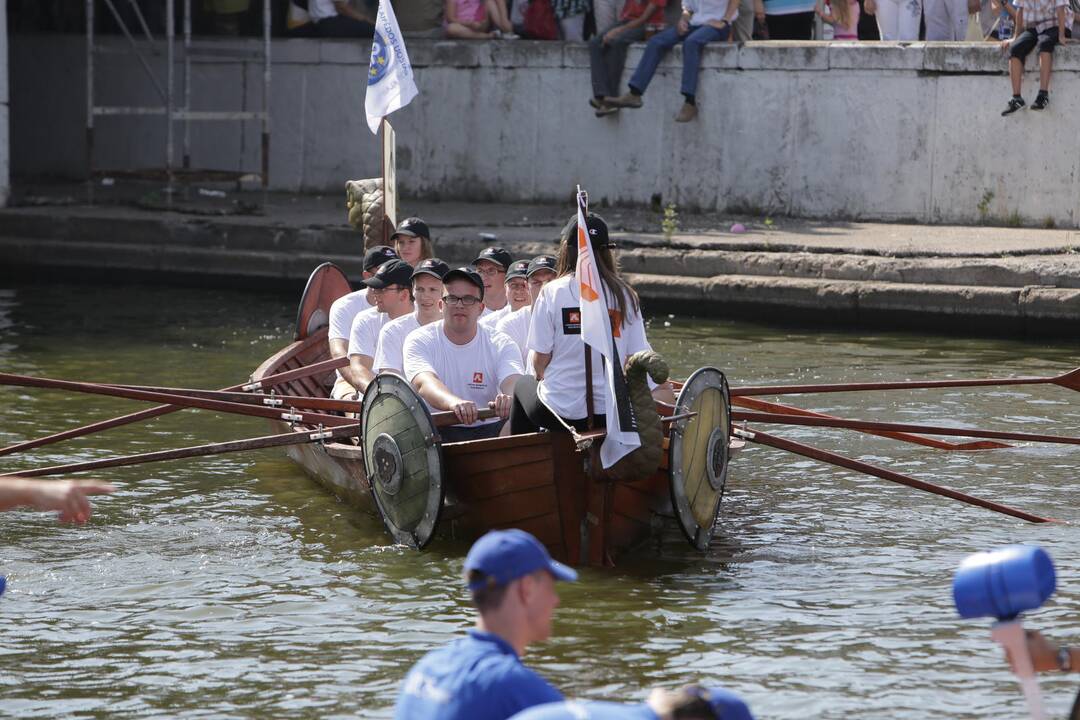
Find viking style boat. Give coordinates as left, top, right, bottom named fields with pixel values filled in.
left=251, top=263, right=732, bottom=566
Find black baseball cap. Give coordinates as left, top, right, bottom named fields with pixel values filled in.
left=473, top=246, right=514, bottom=270
left=363, top=245, right=399, bottom=272
left=361, top=259, right=415, bottom=289
left=563, top=213, right=615, bottom=250
left=442, top=266, right=485, bottom=300
left=505, top=260, right=530, bottom=281
left=526, top=255, right=556, bottom=277
left=412, top=257, right=450, bottom=281
left=391, top=217, right=430, bottom=240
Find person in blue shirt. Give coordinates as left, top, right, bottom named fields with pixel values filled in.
left=507, top=685, right=755, bottom=720
left=394, top=529, right=579, bottom=720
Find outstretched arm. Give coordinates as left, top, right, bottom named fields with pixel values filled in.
left=0, top=477, right=115, bottom=523
left=1005, top=630, right=1080, bottom=674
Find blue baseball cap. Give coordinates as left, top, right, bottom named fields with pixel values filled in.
left=464, top=529, right=578, bottom=590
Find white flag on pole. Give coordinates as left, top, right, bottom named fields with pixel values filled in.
left=574, top=187, right=640, bottom=469
left=365, top=0, right=418, bottom=134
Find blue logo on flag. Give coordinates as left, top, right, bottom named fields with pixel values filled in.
left=368, top=31, right=391, bottom=86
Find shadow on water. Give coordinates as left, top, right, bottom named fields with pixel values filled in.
left=2, top=281, right=1079, bottom=718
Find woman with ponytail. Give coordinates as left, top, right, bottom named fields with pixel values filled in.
left=509, top=212, right=673, bottom=435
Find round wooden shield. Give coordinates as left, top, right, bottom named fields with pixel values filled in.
left=295, top=262, right=352, bottom=340
left=361, top=373, right=445, bottom=549
left=668, top=367, right=731, bottom=551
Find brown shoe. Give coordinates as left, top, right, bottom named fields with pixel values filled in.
left=594, top=103, right=619, bottom=117
left=674, top=102, right=698, bottom=122
left=608, top=92, right=643, bottom=109
left=588, top=97, right=604, bottom=110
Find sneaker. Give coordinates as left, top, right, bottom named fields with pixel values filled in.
left=1001, top=96, right=1025, bottom=116
left=594, top=103, right=619, bottom=118
left=674, top=102, right=698, bottom=122
left=608, top=93, right=643, bottom=109
left=1032, top=92, right=1049, bottom=110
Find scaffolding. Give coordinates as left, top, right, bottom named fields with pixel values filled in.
left=85, top=0, right=271, bottom=199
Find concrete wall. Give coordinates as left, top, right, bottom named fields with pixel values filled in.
left=11, top=34, right=1080, bottom=225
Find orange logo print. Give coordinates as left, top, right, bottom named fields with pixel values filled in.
left=472, top=372, right=484, bottom=384
left=568, top=311, right=581, bottom=324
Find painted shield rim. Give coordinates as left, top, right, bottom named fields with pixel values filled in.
left=295, top=262, right=351, bottom=341
left=361, top=372, right=444, bottom=549
left=668, top=367, right=731, bottom=551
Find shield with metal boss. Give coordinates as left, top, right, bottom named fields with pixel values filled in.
left=668, top=367, right=731, bottom=551
left=361, top=372, right=445, bottom=549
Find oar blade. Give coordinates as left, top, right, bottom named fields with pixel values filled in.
left=1054, top=367, right=1080, bottom=392
left=734, top=426, right=1059, bottom=524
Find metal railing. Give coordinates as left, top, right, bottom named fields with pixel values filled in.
left=85, top=0, right=271, bottom=201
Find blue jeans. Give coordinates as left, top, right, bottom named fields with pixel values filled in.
left=627, top=24, right=729, bottom=97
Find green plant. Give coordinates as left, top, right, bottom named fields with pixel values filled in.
left=764, top=217, right=775, bottom=228
left=977, top=190, right=994, bottom=222
left=1006, top=211, right=1022, bottom=227
left=1043, top=216, right=1055, bottom=229
left=661, top=202, right=679, bottom=241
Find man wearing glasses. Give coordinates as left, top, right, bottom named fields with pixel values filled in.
left=473, top=247, right=515, bottom=320
left=403, top=267, right=524, bottom=442
left=346, top=259, right=415, bottom=395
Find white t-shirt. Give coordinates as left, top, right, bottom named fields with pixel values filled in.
left=479, top=304, right=512, bottom=329
left=308, top=0, right=340, bottom=21
left=374, top=311, right=422, bottom=374
left=328, top=290, right=377, bottom=341
left=403, top=321, right=525, bottom=426
left=348, top=311, right=388, bottom=359
left=528, top=275, right=651, bottom=420
left=495, top=307, right=531, bottom=367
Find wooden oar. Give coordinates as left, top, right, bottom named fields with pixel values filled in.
left=730, top=411, right=1079, bottom=446
left=0, top=372, right=354, bottom=428
left=731, top=395, right=1010, bottom=451
left=732, top=366, right=1080, bottom=397
left=110, top=383, right=364, bottom=414
left=0, top=425, right=362, bottom=478
left=732, top=426, right=1058, bottom=524
left=0, top=357, right=348, bottom=458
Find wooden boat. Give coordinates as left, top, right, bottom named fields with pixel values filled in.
left=251, top=264, right=732, bottom=566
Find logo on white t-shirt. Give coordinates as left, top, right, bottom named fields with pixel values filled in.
left=471, top=372, right=484, bottom=386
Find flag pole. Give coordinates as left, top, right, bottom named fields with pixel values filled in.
left=577, top=185, right=596, bottom=431
left=380, top=117, right=389, bottom=246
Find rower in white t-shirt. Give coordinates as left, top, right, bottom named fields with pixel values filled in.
left=481, top=259, right=531, bottom=331
left=328, top=245, right=399, bottom=400
left=494, top=255, right=557, bottom=366
left=473, top=246, right=513, bottom=320
left=403, top=267, right=524, bottom=442
left=510, top=213, right=674, bottom=435
left=373, top=258, right=448, bottom=375
left=345, top=259, right=414, bottom=396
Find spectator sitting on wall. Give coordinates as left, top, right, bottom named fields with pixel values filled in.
left=309, top=0, right=376, bottom=37
left=588, top=0, right=666, bottom=117
left=1001, top=0, right=1069, bottom=115
left=816, top=0, right=859, bottom=37
left=608, top=0, right=738, bottom=123
left=445, top=0, right=518, bottom=38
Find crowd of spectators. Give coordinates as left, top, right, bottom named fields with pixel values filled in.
left=17, top=0, right=1076, bottom=119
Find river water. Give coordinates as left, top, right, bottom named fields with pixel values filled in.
left=1, top=282, right=1078, bottom=719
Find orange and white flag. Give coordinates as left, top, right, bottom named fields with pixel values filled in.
left=575, top=187, right=639, bottom=468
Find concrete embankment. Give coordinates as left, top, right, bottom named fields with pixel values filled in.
left=13, top=34, right=1080, bottom=226
left=2, top=191, right=1078, bottom=337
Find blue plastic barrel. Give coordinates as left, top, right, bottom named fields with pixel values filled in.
left=0, top=575, right=5, bottom=598
left=953, top=545, right=1056, bottom=620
